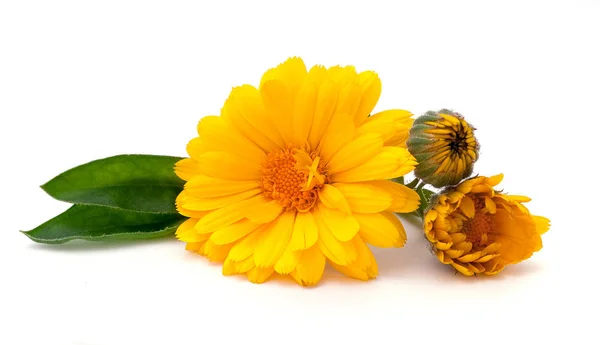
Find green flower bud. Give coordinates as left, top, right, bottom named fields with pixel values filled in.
left=407, top=109, right=479, bottom=188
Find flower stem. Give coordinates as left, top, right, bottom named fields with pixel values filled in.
left=405, top=178, right=420, bottom=189
left=415, top=180, right=426, bottom=192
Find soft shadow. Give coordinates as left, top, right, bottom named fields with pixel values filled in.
left=398, top=214, right=424, bottom=229
left=223, top=264, right=371, bottom=288
left=374, top=241, right=457, bottom=283
left=484, top=261, right=544, bottom=281
left=25, top=235, right=178, bottom=253
left=319, top=265, right=376, bottom=286
left=372, top=216, right=453, bottom=279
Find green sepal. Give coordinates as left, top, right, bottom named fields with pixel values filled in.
left=41, top=154, right=185, bottom=214
left=408, top=123, right=432, bottom=137
left=21, top=205, right=186, bottom=244
left=405, top=137, right=431, bottom=147
left=411, top=187, right=436, bottom=219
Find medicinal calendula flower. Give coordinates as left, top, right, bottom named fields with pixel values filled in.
left=407, top=109, right=479, bottom=188
left=173, top=57, right=419, bottom=286
left=424, top=174, right=550, bottom=276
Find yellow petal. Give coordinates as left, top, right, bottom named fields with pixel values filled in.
left=315, top=210, right=357, bottom=265
left=318, top=111, right=355, bottom=163
left=291, top=81, right=317, bottom=146
left=185, top=175, right=259, bottom=197
left=179, top=188, right=261, bottom=211
left=261, top=79, right=294, bottom=143
left=333, top=182, right=392, bottom=213
left=228, top=227, right=265, bottom=262
left=482, top=242, right=502, bottom=255
left=355, top=109, right=413, bottom=147
left=260, top=57, right=307, bottom=96
left=234, top=255, right=255, bottom=273
left=175, top=191, right=210, bottom=218
left=354, top=71, right=381, bottom=125
left=487, top=174, right=504, bottom=187
left=382, top=122, right=413, bottom=148
left=274, top=243, right=302, bottom=274
left=209, top=219, right=263, bottom=245
left=504, top=195, right=533, bottom=203
left=175, top=218, right=210, bottom=243
left=221, top=85, right=283, bottom=152
left=254, top=211, right=295, bottom=268
left=318, top=184, right=352, bottom=214
left=331, top=146, right=417, bottom=183
left=222, top=258, right=237, bottom=276
left=482, top=259, right=504, bottom=275
left=438, top=243, right=456, bottom=252
left=470, top=184, right=493, bottom=194
left=327, top=133, right=383, bottom=175
left=308, top=80, right=337, bottom=150
left=185, top=242, right=206, bottom=254
left=202, top=240, right=233, bottom=262
left=456, top=176, right=484, bottom=194
left=355, top=212, right=405, bottom=248
left=242, top=198, right=284, bottom=224
left=465, top=262, right=485, bottom=274
left=330, top=236, right=378, bottom=280
left=451, top=262, right=475, bottom=276
left=315, top=204, right=360, bottom=242
left=196, top=115, right=266, bottom=162
left=247, top=267, right=274, bottom=284
left=290, top=245, right=326, bottom=287
left=196, top=151, right=262, bottom=181
left=459, top=195, right=475, bottom=218
left=493, top=208, right=540, bottom=263
left=533, top=215, right=550, bottom=234
left=174, top=158, right=200, bottom=181
left=475, top=254, right=499, bottom=263
left=484, top=196, right=497, bottom=214
left=194, top=194, right=266, bottom=233
left=328, top=65, right=358, bottom=84
left=288, top=211, right=319, bottom=251
left=186, top=137, right=205, bottom=159
left=457, top=252, right=483, bottom=263
left=367, top=180, right=420, bottom=213
left=450, top=232, right=467, bottom=244
left=335, top=83, right=361, bottom=123
left=306, top=64, right=328, bottom=84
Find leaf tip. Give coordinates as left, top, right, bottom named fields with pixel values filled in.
left=20, top=230, right=67, bottom=244
left=39, top=179, right=57, bottom=197
left=20, top=229, right=36, bottom=241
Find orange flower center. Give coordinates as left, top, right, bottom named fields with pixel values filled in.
left=260, top=147, right=327, bottom=212
left=462, top=198, right=494, bottom=247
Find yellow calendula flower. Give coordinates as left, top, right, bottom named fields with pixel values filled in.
left=407, top=109, right=479, bottom=188
left=173, top=57, right=419, bottom=286
left=424, top=174, right=550, bottom=276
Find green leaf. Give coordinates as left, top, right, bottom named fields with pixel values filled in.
left=412, top=188, right=436, bottom=219
left=21, top=205, right=186, bottom=244
left=41, top=154, right=185, bottom=214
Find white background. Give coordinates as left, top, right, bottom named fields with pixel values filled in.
left=1, top=1, right=598, bottom=344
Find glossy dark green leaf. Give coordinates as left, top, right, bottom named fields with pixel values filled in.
left=41, top=154, right=185, bottom=214
left=21, top=205, right=186, bottom=244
